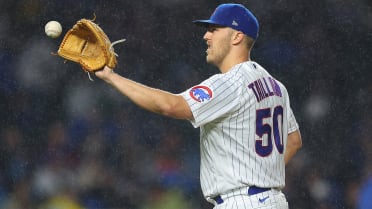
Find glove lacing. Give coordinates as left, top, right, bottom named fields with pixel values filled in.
left=110, top=39, right=126, bottom=57
left=87, top=38, right=126, bottom=81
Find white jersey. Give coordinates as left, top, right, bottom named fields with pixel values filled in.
left=181, top=61, right=299, bottom=199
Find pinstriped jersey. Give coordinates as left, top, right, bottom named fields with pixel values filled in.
left=180, top=61, right=299, bottom=198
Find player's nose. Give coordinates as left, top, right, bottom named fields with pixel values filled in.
left=203, top=31, right=211, bottom=41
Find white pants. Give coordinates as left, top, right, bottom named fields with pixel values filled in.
left=212, top=189, right=289, bottom=209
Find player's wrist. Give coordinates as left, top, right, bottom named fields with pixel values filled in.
left=104, top=70, right=120, bottom=85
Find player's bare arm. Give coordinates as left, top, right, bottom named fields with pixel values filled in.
left=284, top=129, right=302, bottom=165
left=96, top=66, right=194, bottom=120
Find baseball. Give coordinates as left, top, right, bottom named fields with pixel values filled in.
left=45, top=21, right=62, bottom=38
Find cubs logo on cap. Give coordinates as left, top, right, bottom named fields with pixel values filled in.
left=193, top=3, right=259, bottom=40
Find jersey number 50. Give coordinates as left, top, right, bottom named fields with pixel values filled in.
left=255, top=106, right=284, bottom=157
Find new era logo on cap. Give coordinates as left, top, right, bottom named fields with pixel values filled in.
left=193, top=3, right=259, bottom=40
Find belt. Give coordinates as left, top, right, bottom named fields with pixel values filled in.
left=212, top=186, right=271, bottom=205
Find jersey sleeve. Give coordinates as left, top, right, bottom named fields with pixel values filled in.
left=286, top=94, right=299, bottom=133
left=180, top=73, right=242, bottom=128
left=288, top=107, right=299, bottom=133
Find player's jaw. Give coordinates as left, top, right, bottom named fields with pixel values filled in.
left=204, top=29, right=232, bottom=68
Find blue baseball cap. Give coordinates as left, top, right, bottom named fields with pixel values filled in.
left=193, top=3, right=259, bottom=40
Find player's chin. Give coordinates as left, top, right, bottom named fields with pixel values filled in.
left=206, top=54, right=213, bottom=63
left=206, top=56, right=216, bottom=66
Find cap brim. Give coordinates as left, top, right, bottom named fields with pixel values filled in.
left=193, top=20, right=219, bottom=27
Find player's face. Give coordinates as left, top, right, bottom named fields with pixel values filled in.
left=203, top=25, right=233, bottom=67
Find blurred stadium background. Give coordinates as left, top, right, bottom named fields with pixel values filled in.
left=0, top=0, right=371, bottom=208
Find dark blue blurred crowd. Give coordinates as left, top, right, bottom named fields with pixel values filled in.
left=0, top=0, right=371, bottom=209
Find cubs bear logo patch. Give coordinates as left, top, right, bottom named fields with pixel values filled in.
left=189, top=85, right=213, bottom=103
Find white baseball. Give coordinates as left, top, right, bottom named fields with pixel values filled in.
left=45, top=21, right=62, bottom=38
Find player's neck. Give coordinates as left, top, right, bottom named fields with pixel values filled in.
left=219, top=53, right=250, bottom=73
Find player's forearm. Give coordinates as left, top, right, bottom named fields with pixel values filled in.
left=104, top=72, right=190, bottom=119
left=284, top=130, right=302, bottom=165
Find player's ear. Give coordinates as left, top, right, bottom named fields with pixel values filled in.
left=232, top=31, right=245, bottom=45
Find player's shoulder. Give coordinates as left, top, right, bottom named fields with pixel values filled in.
left=249, top=61, right=290, bottom=94
left=246, top=61, right=269, bottom=74
left=234, top=61, right=270, bottom=81
left=249, top=61, right=285, bottom=83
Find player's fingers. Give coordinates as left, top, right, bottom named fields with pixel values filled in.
left=104, top=66, right=114, bottom=72
left=95, top=66, right=113, bottom=78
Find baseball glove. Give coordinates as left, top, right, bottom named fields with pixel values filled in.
left=58, top=18, right=125, bottom=72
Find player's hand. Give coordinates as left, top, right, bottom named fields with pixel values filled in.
left=95, top=66, right=115, bottom=82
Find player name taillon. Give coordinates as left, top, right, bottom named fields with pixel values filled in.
left=248, top=76, right=282, bottom=102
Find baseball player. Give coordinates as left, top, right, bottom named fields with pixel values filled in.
left=95, top=3, right=302, bottom=209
